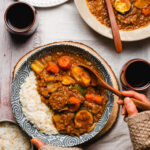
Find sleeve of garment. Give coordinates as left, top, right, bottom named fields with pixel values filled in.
left=127, top=111, right=150, bottom=150
left=39, top=145, right=82, bottom=150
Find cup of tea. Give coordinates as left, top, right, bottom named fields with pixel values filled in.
left=4, top=2, right=38, bottom=36
left=120, top=59, right=150, bottom=91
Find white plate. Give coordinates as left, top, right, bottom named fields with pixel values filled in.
left=74, top=0, right=150, bottom=41
left=18, top=0, right=69, bottom=7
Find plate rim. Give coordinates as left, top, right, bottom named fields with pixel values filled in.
left=18, top=0, right=69, bottom=7
left=11, top=41, right=116, bottom=147
left=74, top=0, right=150, bottom=42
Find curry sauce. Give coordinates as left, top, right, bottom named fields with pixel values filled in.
left=31, top=52, right=107, bottom=136
left=87, top=0, right=150, bottom=30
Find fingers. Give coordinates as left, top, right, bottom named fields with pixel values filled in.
left=121, top=105, right=127, bottom=115
left=31, top=138, right=45, bottom=149
left=124, top=97, right=138, bottom=117
left=118, top=100, right=126, bottom=115
left=118, top=92, right=142, bottom=117
left=118, top=100, right=124, bottom=105
left=122, top=91, right=150, bottom=105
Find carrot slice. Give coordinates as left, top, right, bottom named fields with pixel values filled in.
left=93, top=95, right=103, bottom=104
left=58, top=56, right=72, bottom=70
left=69, top=97, right=80, bottom=112
left=85, top=94, right=103, bottom=105
left=85, top=94, right=94, bottom=101
left=142, top=7, right=150, bottom=16
left=47, top=62, right=59, bottom=74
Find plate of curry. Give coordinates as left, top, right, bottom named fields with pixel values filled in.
left=75, top=0, right=150, bottom=41
left=11, top=42, right=114, bottom=147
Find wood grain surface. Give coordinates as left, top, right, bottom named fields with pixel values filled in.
left=0, top=0, right=41, bottom=121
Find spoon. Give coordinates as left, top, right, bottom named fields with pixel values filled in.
left=105, top=0, right=122, bottom=53
left=79, top=64, right=150, bottom=110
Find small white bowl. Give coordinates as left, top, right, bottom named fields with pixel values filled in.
left=0, top=120, right=34, bottom=150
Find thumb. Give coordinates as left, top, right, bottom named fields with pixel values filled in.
left=124, top=97, right=138, bottom=117
left=31, top=138, right=45, bottom=149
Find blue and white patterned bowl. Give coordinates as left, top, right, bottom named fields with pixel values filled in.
left=11, top=42, right=114, bottom=147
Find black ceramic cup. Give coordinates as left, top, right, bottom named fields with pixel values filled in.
left=4, top=2, right=38, bottom=36
left=120, top=59, right=150, bottom=91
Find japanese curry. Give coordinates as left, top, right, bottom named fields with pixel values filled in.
left=31, top=52, right=107, bottom=136
left=87, top=0, right=150, bottom=30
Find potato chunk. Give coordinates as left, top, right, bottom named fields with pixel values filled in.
left=62, top=76, right=75, bottom=85
left=31, top=60, right=44, bottom=74
left=47, top=82, right=62, bottom=93
left=134, top=0, right=150, bottom=9
left=71, top=66, right=91, bottom=87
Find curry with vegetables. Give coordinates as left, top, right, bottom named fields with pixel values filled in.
left=31, top=52, right=107, bottom=136
left=87, top=0, right=150, bottom=30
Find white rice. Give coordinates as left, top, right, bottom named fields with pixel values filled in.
left=0, top=122, right=31, bottom=150
left=20, top=71, right=58, bottom=135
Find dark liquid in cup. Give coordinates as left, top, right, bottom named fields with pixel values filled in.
left=6, top=3, right=34, bottom=29
left=125, top=61, right=150, bottom=88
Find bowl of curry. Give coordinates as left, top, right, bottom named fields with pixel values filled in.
left=11, top=42, right=115, bottom=147
left=75, top=0, right=150, bottom=41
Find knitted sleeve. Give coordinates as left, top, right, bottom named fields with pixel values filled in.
left=127, top=111, right=150, bottom=150
left=40, top=145, right=82, bottom=150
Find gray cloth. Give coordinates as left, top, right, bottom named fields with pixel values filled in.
left=127, top=111, right=150, bottom=150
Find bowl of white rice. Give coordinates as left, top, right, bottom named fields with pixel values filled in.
left=0, top=120, right=33, bottom=150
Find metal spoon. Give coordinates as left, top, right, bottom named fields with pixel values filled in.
left=79, top=64, right=150, bottom=110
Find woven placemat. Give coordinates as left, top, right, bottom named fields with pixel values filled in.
left=13, top=41, right=119, bottom=143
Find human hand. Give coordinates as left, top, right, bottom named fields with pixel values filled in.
left=31, top=138, right=45, bottom=149
left=31, top=138, right=82, bottom=150
left=118, top=91, right=150, bottom=117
